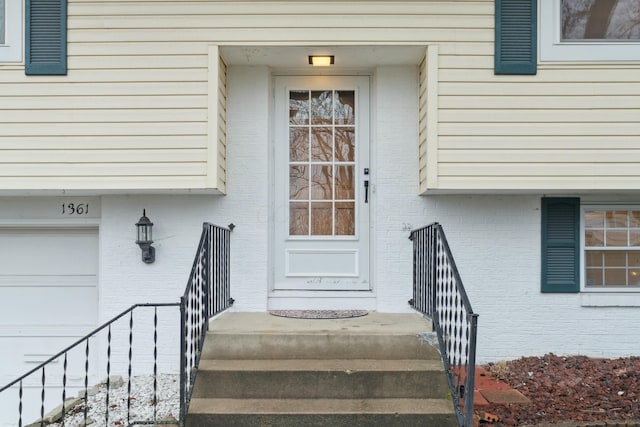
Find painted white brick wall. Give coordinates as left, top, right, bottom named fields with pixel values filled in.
left=374, top=66, right=423, bottom=313
left=423, top=195, right=640, bottom=362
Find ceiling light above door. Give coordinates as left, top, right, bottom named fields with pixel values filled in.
left=308, top=55, right=334, bottom=66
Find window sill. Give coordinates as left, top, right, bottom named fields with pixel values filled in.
left=581, top=292, right=640, bottom=307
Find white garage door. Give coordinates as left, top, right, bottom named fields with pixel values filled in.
left=0, top=227, right=98, bottom=386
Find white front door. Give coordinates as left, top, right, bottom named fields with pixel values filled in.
left=274, top=75, right=370, bottom=291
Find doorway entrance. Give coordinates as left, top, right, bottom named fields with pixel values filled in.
left=273, top=75, right=371, bottom=291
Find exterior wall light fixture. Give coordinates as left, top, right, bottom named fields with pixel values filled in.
left=135, top=209, right=155, bottom=264
left=308, top=55, right=334, bottom=66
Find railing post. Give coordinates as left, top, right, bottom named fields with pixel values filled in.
left=179, top=296, right=187, bottom=427
left=410, top=230, right=416, bottom=309
left=203, top=224, right=211, bottom=324
left=464, top=313, right=479, bottom=427
left=430, top=225, right=438, bottom=328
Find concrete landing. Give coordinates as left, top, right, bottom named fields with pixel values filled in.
left=203, top=311, right=440, bottom=360
left=209, top=311, right=434, bottom=334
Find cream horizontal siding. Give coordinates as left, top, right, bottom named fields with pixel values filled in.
left=433, top=6, right=640, bottom=192
left=207, top=46, right=227, bottom=194
left=418, top=45, right=439, bottom=193
left=1, top=0, right=491, bottom=192
left=217, top=54, right=228, bottom=192
left=0, top=0, right=214, bottom=192
left=418, top=54, right=428, bottom=192
left=1, top=0, right=637, bottom=192
left=0, top=177, right=209, bottom=190
left=0, top=136, right=205, bottom=150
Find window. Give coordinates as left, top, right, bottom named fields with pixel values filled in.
left=541, top=198, right=640, bottom=293
left=0, top=0, right=22, bottom=62
left=583, top=209, right=640, bottom=289
left=540, top=0, right=640, bottom=61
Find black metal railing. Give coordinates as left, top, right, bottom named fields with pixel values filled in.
left=0, top=222, right=233, bottom=427
left=0, top=303, right=180, bottom=427
left=179, top=222, right=233, bottom=422
left=409, top=222, right=479, bottom=427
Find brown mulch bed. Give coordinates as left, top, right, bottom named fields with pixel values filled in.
left=480, top=354, right=640, bottom=426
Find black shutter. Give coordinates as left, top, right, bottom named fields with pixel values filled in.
left=25, top=0, right=67, bottom=75
left=495, top=0, right=537, bottom=75
left=541, top=198, right=580, bottom=293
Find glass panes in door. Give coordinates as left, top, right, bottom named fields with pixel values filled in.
left=288, top=90, right=356, bottom=236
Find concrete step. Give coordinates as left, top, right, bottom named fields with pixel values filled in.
left=188, top=312, right=454, bottom=426
left=202, top=312, right=439, bottom=360
left=192, top=359, right=450, bottom=399
left=186, top=398, right=458, bottom=427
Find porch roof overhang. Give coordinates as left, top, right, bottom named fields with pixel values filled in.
left=219, top=45, right=427, bottom=68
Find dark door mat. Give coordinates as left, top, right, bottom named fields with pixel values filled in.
left=269, top=310, right=368, bottom=319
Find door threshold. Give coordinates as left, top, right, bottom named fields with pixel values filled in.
left=268, top=291, right=376, bottom=311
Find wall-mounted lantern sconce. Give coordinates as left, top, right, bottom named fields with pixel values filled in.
left=135, top=209, right=155, bottom=264
left=308, top=55, right=334, bottom=67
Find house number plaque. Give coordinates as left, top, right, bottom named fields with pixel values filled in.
left=61, top=203, right=89, bottom=215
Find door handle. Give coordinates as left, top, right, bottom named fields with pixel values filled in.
left=364, top=180, right=369, bottom=203
left=363, top=168, right=370, bottom=203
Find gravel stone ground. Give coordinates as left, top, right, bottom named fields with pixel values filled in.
left=49, top=374, right=180, bottom=427
left=481, top=354, right=640, bottom=426
left=44, top=353, right=640, bottom=426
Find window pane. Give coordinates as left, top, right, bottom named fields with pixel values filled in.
left=606, top=211, right=628, bottom=227
left=585, top=210, right=604, bottom=228
left=335, top=127, right=355, bottom=162
left=0, top=0, right=5, bottom=45
left=289, top=128, right=309, bottom=162
left=310, top=165, right=332, bottom=200
left=335, top=91, right=355, bottom=125
left=628, top=269, right=640, bottom=286
left=586, top=268, right=603, bottom=287
left=604, top=251, right=626, bottom=267
left=311, top=202, right=332, bottom=235
left=335, top=202, right=355, bottom=236
left=289, top=91, right=309, bottom=125
left=289, top=202, right=309, bottom=236
left=629, top=211, right=640, bottom=227
left=630, top=230, right=640, bottom=246
left=628, top=251, right=640, bottom=266
left=604, top=268, right=627, bottom=286
left=606, top=230, right=627, bottom=246
left=311, top=91, right=333, bottom=125
left=585, top=229, right=604, bottom=246
left=562, top=0, right=640, bottom=40
left=310, top=127, right=332, bottom=161
left=289, top=166, right=308, bottom=200
left=585, top=250, right=604, bottom=267
left=335, top=165, right=355, bottom=200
